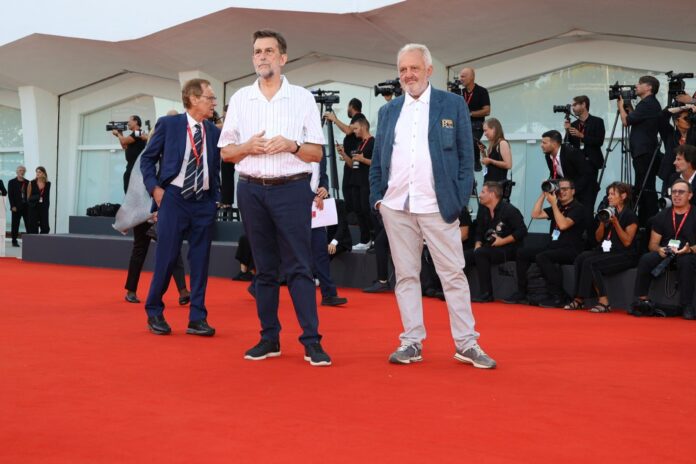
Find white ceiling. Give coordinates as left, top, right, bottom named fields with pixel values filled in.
left=1, top=0, right=695, bottom=95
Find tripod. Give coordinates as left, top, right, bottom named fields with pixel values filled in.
left=317, top=99, right=341, bottom=199
left=597, top=109, right=632, bottom=188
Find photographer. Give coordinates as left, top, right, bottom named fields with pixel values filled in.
left=564, top=182, right=639, bottom=313
left=112, top=115, right=148, bottom=193
left=325, top=99, right=363, bottom=214
left=659, top=108, right=696, bottom=183
left=503, top=178, right=585, bottom=307
left=348, top=114, right=374, bottom=250
left=457, top=67, right=490, bottom=172
left=618, top=76, right=662, bottom=226
left=470, top=182, right=527, bottom=303
left=632, top=179, right=696, bottom=319
left=541, top=130, right=592, bottom=212
left=665, top=144, right=696, bottom=204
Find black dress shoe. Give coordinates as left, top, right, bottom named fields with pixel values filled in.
left=125, top=293, right=140, bottom=304
left=247, top=282, right=256, bottom=299
left=187, top=319, right=215, bottom=336
left=12, top=241, right=20, bottom=248
left=472, top=293, right=494, bottom=303
left=538, top=297, right=566, bottom=308
left=683, top=305, right=696, bottom=320
left=321, top=295, right=348, bottom=306
left=147, top=315, right=171, bottom=335
left=178, top=294, right=191, bottom=305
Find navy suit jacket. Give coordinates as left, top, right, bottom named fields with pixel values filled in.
left=369, top=86, right=474, bottom=223
left=140, top=113, right=221, bottom=201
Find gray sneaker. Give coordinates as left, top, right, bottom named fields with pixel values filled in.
left=454, top=344, right=497, bottom=369
left=388, top=344, right=423, bottom=364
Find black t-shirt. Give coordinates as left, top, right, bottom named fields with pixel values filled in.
left=475, top=201, right=527, bottom=246
left=652, top=206, right=696, bottom=248
left=459, top=208, right=475, bottom=249
left=457, top=84, right=490, bottom=124
left=125, top=131, right=147, bottom=167
left=599, top=207, right=638, bottom=252
left=342, top=132, right=360, bottom=180
left=544, top=200, right=585, bottom=250
left=349, top=137, right=374, bottom=187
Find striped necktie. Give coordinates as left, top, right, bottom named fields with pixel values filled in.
left=182, top=123, right=204, bottom=199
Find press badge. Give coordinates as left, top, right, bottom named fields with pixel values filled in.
left=668, top=239, right=681, bottom=251
left=39, top=198, right=43, bottom=203
left=551, top=229, right=560, bottom=241
left=601, top=240, right=612, bottom=252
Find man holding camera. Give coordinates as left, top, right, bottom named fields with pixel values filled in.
left=457, top=67, right=490, bottom=172
left=504, top=178, right=585, bottom=307
left=112, top=115, right=148, bottom=193
left=618, top=75, right=663, bottom=227
left=632, top=178, right=696, bottom=319
left=541, top=130, right=592, bottom=199
left=470, top=181, right=527, bottom=303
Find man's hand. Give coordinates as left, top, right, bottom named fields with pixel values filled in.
left=544, top=191, right=558, bottom=206
left=336, top=144, right=345, bottom=156
left=676, top=94, right=695, bottom=105
left=112, top=129, right=122, bottom=137
left=568, top=127, right=583, bottom=138
left=657, top=247, right=668, bottom=258
left=316, top=187, right=328, bottom=199
left=328, top=243, right=337, bottom=255
left=617, top=96, right=623, bottom=110
left=676, top=242, right=691, bottom=255
left=11, top=206, right=17, bottom=212
left=491, top=235, right=503, bottom=247
left=246, top=130, right=268, bottom=155
left=314, top=195, right=324, bottom=210
left=265, top=135, right=294, bottom=155
left=152, top=186, right=165, bottom=207
left=323, top=111, right=337, bottom=123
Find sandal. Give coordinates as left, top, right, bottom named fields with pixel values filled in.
left=564, top=299, right=584, bottom=310
left=590, top=303, right=611, bottom=313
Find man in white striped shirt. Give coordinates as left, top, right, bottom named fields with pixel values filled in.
left=219, top=29, right=331, bottom=366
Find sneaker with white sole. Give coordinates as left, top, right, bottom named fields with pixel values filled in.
left=304, top=342, right=332, bottom=366
left=388, top=344, right=423, bottom=364
left=352, top=242, right=372, bottom=251
left=454, top=344, right=497, bottom=369
left=244, top=339, right=281, bottom=360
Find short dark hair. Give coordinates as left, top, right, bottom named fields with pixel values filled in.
left=348, top=98, right=362, bottom=112
left=352, top=113, right=370, bottom=130
left=672, top=178, right=692, bottom=193
left=253, top=29, right=287, bottom=54
left=606, top=181, right=632, bottom=205
left=573, top=95, right=590, bottom=111
left=483, top=181, right=503, bottom=198
left=675, top=144, right=696, bottom=170
left=557, top=177, right=574, bottom=189
left=542, top=130, right=563, bottom=145
left=639, top=75, right=660, bottom=95
left=130, top=115, right=142, bottom=127
left=182, top=78, right=211, bottom=109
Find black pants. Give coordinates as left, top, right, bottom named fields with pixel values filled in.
left=27, top=203, right=49, bottom=234
left=125, top=222, right=186, bottom=293
left=235, top=234, right=254, bottom=269
left=577, top=176, right=600, bottom=245
left=516, top=245, right=579, bottom=297
left=632, top=152, right=659, bottom=227
left=472, top=245, right=517, bottom=295
left=472, top=126, right=483, bottom=165
left=11, top=205, right=28, bottom=241
left=220, top=162, right=236, bottom=205
left=634, top=252, right=696, bottom=306
left=372, top=211, right=390, bottom=281
left=350, top=184, right=371, bottom=243
left=342, top=167, right=353, bottom=214
left=573, top=250, right=638, bottom=299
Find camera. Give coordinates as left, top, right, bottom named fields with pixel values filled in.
left=553, top=104, right=571, bottom=115
left=651, top=247, right=676, bottom=278
left=447, top=79, right=464, bottom=93
left=658, top=196, right=672, bottom=210
left=608, top=82, right=637, bottom=101
left=374, top=79, right=402, bottom=98
left=541, top=179, right=559, bottom=193
left=311, top=89, right=340, bottom=105
left=666, top=70, right=694, bottom=105
left=106, top=121, right=129, bottom=132
left=483, top=229, right=497, bottom=246
left=597, top=206, right=616, bottom=223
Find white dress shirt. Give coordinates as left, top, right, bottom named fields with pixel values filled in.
left=218, top=76, right=325, bottom=178
left=170, top=112, right=209, bottom=190
left=382, top=84, right=439, bottom=214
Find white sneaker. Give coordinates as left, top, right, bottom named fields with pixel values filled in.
left=352, top=242, right=371, bottom=251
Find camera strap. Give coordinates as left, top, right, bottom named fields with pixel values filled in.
left=672, top=206, right=691, bottom=240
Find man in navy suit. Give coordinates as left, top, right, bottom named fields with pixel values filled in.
left=140, top=78, right=221, bottom=336
left=369, top=43, right=496, bottom=369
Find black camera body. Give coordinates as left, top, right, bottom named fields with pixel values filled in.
left=483, top=229, right=497, bottom=246
left=666, top=70, right=694, bottom=104
left=374, top=79, right=402, bottom=98
left=106, top=121, right=129, bottom=132
left=651, top=247, right=676, bottom=278
left=312, top=89, right=340, bottom=105
left=447, top=79, right=464, bottom=94
left=608, top=82, right=637, bottom=101
left=553, top=104, right=571, bottom=116
left=597, top=206, right=616, bottom=223
left=658, top=196, right=673, bottom=210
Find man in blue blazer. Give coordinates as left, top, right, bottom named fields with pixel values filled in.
left=140, top=79, right=221, bottom=336
left=369, top=44, right=496, bottom=368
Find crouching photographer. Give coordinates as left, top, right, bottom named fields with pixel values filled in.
left=470, top=181, right=527, bottom=303
left=632, top=179, right=696, bottom=319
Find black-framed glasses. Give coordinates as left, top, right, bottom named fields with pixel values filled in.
left=671, top=189, right=689, bottom=195
left=201, top=95, right=217, bottom=102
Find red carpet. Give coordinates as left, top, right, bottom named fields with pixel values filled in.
left=1, top=259, right=695, bottom=463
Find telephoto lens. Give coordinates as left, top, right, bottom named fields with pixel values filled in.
left=541, top=180, right=558, bottom=193
left=597, top=206, right=616, bottom=223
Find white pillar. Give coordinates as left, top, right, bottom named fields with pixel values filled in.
left=430, top=57, right=448, bottom=91
left=178, top=71, right=224, bottom=107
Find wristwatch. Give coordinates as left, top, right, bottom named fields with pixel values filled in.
left=292, top=141, right=301, bottom=154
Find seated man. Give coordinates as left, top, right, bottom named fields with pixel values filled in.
left=470, top=181, right=527, bottom=303
left=632, top=178, right=696, bottom=319
left=503, top=178, right=585, bottom=307
left=665, top=144, right=696, bottom=205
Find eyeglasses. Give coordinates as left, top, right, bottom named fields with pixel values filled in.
left=558, top=187, right=572, bottom=191
left=200, top=95, right=217, bottom=102
left=671, top=189, right=689, bottom=195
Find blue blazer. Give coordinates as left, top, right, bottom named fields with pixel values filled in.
left=369, top=86, right=474, bottom=223
left=140, top=113, right=221, bottom=201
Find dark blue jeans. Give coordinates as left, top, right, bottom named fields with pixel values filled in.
left=311, top=227, right=337, bottom=298
left=237, top=177, right=321, bottom=345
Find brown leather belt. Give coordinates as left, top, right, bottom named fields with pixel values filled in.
left=238, top=173, right=310, bottom=186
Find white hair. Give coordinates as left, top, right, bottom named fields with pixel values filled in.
left=397, top=43, right=432, bottom=68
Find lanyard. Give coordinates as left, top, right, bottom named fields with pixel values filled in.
left=357, top=136, right=372, bottom=153
left=672, top=206, right=691, bottom=239
left=463, top=89, right=474, bottom=105
left=186, top=124, right=206, bottom=166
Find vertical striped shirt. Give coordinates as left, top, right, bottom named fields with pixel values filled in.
left=218, top=76, right=325, bottom=178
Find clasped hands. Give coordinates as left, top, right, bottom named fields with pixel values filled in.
left=246, top=130, right=295, bottom=155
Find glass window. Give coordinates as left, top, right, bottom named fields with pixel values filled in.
left=0, top=105, right=23, bottom=149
